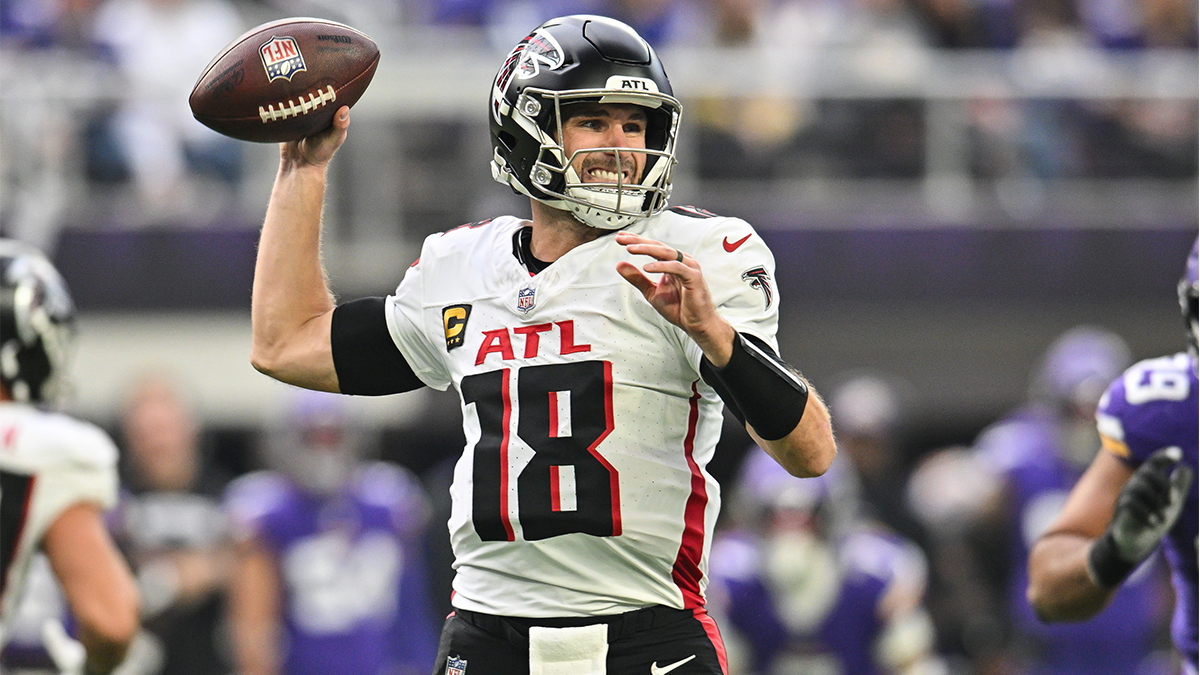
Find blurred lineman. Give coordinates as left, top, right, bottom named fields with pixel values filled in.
left=1028, top=239, right=1199, bottom=674
left=709, top=449, right=941, bottom=675
left=0, top=240, right=139, bottom=674
left=250, top=14, right=835, bottom=674
left=108, top=374, right=231, bottom=675
left=826, top=375, right=922, bottom=541
left=973, top=327, right=1171, bottom=675
left=223, top=389, right=438, bottom=675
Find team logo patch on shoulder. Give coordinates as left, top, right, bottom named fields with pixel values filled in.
left=741, top=266, right=773, bottom=309
left=260, top=36, right=306, bottom=82
left=517, top=287, right=537, bottom=313
left=446, top=656, right=468, bottom=675
left=443, top=304, right=472, bottom=351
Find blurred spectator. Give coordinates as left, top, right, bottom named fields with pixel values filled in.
left=87, top=0, right=244, bottom=218
left=911, top=327, right=1175, bottom=675
left=690, top=0, right=930, bottom=181
left=709, top=447, right=944, bottom=675
left=0, top=0, right=102, bottom=50
left=109, top=373, right=233, bottom=675
left=906, top=445, right=1011, bottom=673
left=223, top=389, right=439, bottom=675
left=828, top=373, right=923, bottom=541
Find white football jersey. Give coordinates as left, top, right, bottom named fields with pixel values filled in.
left=0, top=403, right=119, bottom=636
left=384, top=208, right=780, bottom=617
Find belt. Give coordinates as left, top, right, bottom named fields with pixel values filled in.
left=454, top=605, right=693, bottom=644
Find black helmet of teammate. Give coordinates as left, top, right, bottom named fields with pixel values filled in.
left=489, top=15, right=682, bottom=230
left=0, top=240, right=75, bottom=403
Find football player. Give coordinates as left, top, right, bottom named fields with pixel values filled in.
left=1028, top=238, right=1198, bottom=674
left=971, top=327, right=1171, bottom=675
left=108, top=372, right=233, bottom=675
left=223, top=388, right=438, bottom=675
left=708, top=449, right=942, bottom=675
left=249, top=14, right=835, bottom=675
left=0, top=240, right=139, bottom=673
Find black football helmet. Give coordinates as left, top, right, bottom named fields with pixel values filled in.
left=0, top=240, right=75, bottom=403
left=489, top=15, right=682, bottom=230
left=1181, top=238, right=1198, bottom=360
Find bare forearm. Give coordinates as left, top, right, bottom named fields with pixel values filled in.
left=1027, top=533, right=1117, bottom=621
left=229, top=542, right=281, bottom=675
left=251, top=161, right=338, bottom=390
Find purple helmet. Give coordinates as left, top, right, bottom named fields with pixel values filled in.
left=731, top=447, right=861, bottom=537
left=263, top=388, right=364, bottom=495
left=829, top=374, right=900, bottom=438
left=1180, top=238, right=1198, bottom=359
left=1029, top=326, right=1131, bottom=413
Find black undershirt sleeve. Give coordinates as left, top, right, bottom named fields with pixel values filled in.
left=331, top=297, right=425, bottom=395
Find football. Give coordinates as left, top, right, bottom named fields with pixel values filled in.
left=190, top=18, right=379, bottom=143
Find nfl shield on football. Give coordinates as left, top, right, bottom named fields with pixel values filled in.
left=189, top=17, right=379, bottom=143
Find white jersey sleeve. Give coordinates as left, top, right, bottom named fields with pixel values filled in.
left=0, top=404, right=119, bottom=622
left=384, top=239, right=455, bottom=391
left=667, top=211, right=780, bottom=370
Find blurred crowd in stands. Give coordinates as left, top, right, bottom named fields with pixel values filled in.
left=0, top=324, right=1182, bottom=675
left=1, top=0, right=1196, bottom=247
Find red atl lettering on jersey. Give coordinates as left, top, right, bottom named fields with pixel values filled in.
left=557, top=320, right=590, bottom=354
left=475, top=329, right=515, bottom=365
left=513, top=323, right=553, bottom=358
left=474, top=320, right=592, bottom=365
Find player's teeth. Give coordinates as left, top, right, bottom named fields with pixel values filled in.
left=594, top=170, right=620, bottom=182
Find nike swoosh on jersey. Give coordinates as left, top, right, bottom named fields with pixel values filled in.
left=722, top=234, right=751, bottom=252
left=650, top=655, right=696, bottom=675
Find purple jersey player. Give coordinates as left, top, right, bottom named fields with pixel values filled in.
left=1029, top=239, right=1199, bottom=675
left=709, top=448, right=941, bottom=675
left=223, top=390, right=439, bottom=675
left=975, top=327, right=1171, bottom=675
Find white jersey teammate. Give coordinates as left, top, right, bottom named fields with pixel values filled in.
left=0, top=240, right=138, bottom=674
left=249, top=15, right=835, bottom=675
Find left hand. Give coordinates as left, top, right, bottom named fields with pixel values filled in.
left=615, top=232, right=735, bottom=364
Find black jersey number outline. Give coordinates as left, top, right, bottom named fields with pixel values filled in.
left=0, top=470, right=36, bottom=597
left=462, top=360, right=619, bottom=542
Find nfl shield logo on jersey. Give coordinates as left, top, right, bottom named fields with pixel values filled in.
left=259, top=36, right=307, bottom=82
left=517, top=287, right=536, bottom=313
left=446, top=656, right=468, bottom=675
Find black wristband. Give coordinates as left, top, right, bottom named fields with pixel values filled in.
left=1086, top=532, right=1138, bottom=589
left=700, top=333, right=808, bottom=441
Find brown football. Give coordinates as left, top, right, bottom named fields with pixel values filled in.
left=190, top=18, right=379, bottom=143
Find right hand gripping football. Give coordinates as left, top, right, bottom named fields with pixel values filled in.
left=1088, top=446, right=1194, bottom=587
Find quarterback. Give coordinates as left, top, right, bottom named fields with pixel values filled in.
left=250, top=15, right=836, bottom=675
left=0, top=240, right=139, bottom=674
left=1028, top=238, right=1199, bottom=674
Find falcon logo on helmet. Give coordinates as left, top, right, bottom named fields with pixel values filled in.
left=492, top=29, right=565, bottom=126
left=489, top=15, right=683, bottom=231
